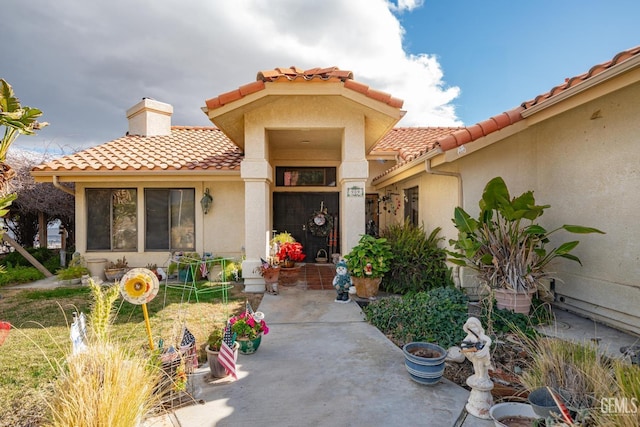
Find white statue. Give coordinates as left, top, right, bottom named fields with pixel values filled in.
left=462, top=317, right=494, bottom=382
left=461, top=317, right=494, bottom=419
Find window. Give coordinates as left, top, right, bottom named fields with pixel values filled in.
left=86, top=189, right=137, bottom=251
left=275, top=167, right=337, bottom=187
left=404, top=186, right=419, bottom=226
left=145, top=189, right=195, bottom=251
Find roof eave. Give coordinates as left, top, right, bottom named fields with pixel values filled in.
left=522, top=54, right=640, bottom=119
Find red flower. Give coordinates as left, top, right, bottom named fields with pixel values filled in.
left=277, top=242, right=306, bottom=262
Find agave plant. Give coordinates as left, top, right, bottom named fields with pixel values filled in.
left=448, top=177, right=604, bottom=293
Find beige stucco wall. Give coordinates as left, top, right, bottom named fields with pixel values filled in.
left=75, top=180, right=243, bottom=272
left=445, top=82, right=640, bottom=334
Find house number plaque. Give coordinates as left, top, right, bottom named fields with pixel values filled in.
left=347, top=186, right=364, bottom=197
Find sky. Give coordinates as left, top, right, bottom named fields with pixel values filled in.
left=2, top=0, right=640, bottom=156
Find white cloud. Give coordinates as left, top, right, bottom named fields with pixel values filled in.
left=2, top=0, right=460, bottom=153
left=388, top=0, right=425, bottom=13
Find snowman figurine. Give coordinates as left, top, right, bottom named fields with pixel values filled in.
left=332, top=260, right=352, bottom=303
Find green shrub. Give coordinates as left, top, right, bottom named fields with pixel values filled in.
left=364, top=286, right=468, bottom=348
left=0, top=266, right=45, bottom=286
left=1, top=247, right=60, bottom=270
left=56, top=265, right=89, bottom=280
left=380, top=221, right=453, bottom=294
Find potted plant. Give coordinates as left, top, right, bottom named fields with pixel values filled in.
left=168, top=252, right=202, bottom=282
left=104, top=256, right=129, bottom=282
left=205, top=326, right=239, bottom=379
left=277, top=241, right=306, bottom=268
left=57, top=265, right=90, bottom=285
left=255, top=258, right=280, bottom=294
left=229, top=311, right=269, bottom=354
left=448, top=176, right=604, bottom=313
left=344, top=234, right=394, bottom=299
left=402, top=342, right=447, bottom=386
left=57, top=253, right=90, bottom=285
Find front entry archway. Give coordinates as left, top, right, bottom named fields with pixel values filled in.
left=273, top=192, right=339, bottom=262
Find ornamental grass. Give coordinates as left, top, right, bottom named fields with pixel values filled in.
left=45, top=280, right=163, bottom=427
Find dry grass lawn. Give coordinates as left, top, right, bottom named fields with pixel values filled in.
left=0, top=283, right=262, bottom=427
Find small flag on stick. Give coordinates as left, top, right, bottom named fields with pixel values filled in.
left=246, top=300, right=255, bottom=316
left=218, top=322, right=237, bottom=379
left=180, top=327, right=198, bottom=370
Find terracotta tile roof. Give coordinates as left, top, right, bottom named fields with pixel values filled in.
left=205, top=66, right=403, bottom=111
left=31, top=127, right=243, bottom=174
left=435, top=107, right=525, bottom=152
left=371, top=127, right=464, bottom=161
left=522, top=45, right=640, bottom=109
left=373, top=46, right=640, bottom=182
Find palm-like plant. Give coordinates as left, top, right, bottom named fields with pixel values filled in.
left=448, top=177, right=604, bottom=293
left=0, top=79, right=46, bottom=269
left=0, top=80, right=46, bottom=185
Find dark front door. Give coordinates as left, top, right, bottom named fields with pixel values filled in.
left=273, top=192, right=339, bottom=263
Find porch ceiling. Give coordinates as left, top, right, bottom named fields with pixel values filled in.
left=268, top=128, right=342, bottom=152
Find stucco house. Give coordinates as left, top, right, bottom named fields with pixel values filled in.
left=32, top=47, right=640, bottom=335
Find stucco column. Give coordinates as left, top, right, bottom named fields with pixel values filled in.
left=339, top=161, right=368, bottom=255
left=339, top=118, right=368, bottom=256
left=240, top=159, right=272, bottom=293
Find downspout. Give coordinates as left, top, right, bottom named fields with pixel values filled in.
left=424, top=158, right=463, bottom=209
left=53, top=176, right=75, bottom=196
left=425, top=157, right=464, bottom=288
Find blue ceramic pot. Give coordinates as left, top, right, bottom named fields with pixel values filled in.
left=402, top=342, right=447, bottom=385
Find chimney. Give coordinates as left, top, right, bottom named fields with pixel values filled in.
left=126, top=98, right=173, bottom=136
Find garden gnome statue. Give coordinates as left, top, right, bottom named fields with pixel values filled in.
left=461, top=317, right=494, bottom=419
left=333, top=260, right=352, bottom=303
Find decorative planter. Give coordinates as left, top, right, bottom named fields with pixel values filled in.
left=262, top=266, right=280, bottom=283
left=489, top=402, right=539, bottom=427
left=237, top=334, right=262, bottom=354
left=494, top=288, right=536, bottom=314
left=58, top=278, right=82, bottom=286
left=352, top=276, right=382, bottom=299
left=402, top=342, right=447, bottom=385
left=206, top=343, right=239, bottom=378
left=178, top=268, right=196, bottom=282
left=86, top=258, right=107, bottom=280
left=279, top=266, right=302, bottom=286
left=104, top=268, right=127, bottom=282
left=281, top=259, right=295, bottom=268
left=262, top=266, right=280, bottom=293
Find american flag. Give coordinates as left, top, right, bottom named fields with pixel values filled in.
left=246, top=300, right=255, bottom=316
left=200, top=261, right=208, bottom=279
left=180, top=327, right=198, bottom=370
left=218, top=322, right=237, bottom=379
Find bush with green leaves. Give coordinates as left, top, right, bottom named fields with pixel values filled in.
left=380, top=221, right=453, bottom=294
left=1, top=247, right=60, bottom=269
left=363, top=286, right=469, bottom=348
left=0, top=265, right=45, bottom=286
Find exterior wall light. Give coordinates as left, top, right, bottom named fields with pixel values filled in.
left=200, top=188, right=213, bottom=214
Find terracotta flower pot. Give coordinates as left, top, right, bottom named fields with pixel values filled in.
left=494, top=288, right=536, bottom=314
left=352, top=276, right=382, bottom=298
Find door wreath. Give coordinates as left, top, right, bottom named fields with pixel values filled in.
left=308, top=211, right=333, bottom=237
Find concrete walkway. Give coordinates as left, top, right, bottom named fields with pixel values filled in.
left=150, top=287, right=478, bottom=427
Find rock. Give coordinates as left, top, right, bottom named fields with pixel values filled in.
left=446, top=346, right=466, bottom=363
